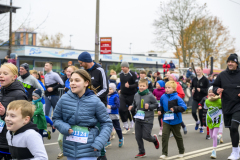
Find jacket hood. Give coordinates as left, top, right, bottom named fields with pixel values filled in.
left=226, top=67, right=240, bottom=74
left=109, top=91, right=118, bottom=96
left=67, top=88, right=95, bottom=99
left=1, top=80, right=25, bottom=95
left=10, top=121, right=38, bottom=136
left=157, top=87, right=165, bottom=91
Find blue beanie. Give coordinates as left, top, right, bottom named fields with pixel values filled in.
left=78, top=52, right=93, bottom=62
left=157, top=80, right=165, bottom=88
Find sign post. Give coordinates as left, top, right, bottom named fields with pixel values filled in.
left=100, top=37, right=112, bottom=54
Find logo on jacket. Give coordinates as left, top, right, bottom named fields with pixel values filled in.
left=91, top=77, right=94, bottom=80
left=235, top=59, right=237, bottom=62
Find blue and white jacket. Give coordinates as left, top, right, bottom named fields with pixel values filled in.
left=159, top=92, right=187, bottom=125
left=53, top=89, right=113, bottom=158
left=107, top=92, right=120, bottom=114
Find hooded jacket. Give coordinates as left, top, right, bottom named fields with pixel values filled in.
left=159, top=92, right=187, bottom=125
left=32, top=98, right=47, bottom=130
left=153, top=88, right=165, bottom=101
left=131, top=91, right=158, bottom=124
left=0, top=80, right=27, bottom=150
left=86, top=63, right=109, bottom=106
left=213, top=68, right=240, bottom=114
left=6, top=122, right=48, bottom=159
left=191, top=76, right=209, bottom=102
left=53, top=89, right=113, bottom=158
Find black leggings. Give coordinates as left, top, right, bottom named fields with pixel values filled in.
left=192, top=100, right=203, bottom=127
left=0, top=153, right=11, bottom=160
left=230, top=121, right=239, bottom=147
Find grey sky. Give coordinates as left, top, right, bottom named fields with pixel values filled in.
left=1, top=0, right=240, bottom=55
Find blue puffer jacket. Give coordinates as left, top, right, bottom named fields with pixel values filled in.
left=108, top=92, right=120, bottom=114
left=53, top=89, right=113, bottom=158
left=160, top=92, right=187, bottom=125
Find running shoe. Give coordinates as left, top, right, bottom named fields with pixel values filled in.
left=153, top=134, right=159, bottom=149
left=228, top=151, right=239, bottom=160
left=178, top=154, right=184, bottom=158
left=159, top=155, right=167, bottom=159
left=105, top=142, right=112, bottom=148
left=122, top=128, right=129, bottom=135
left=200, top=128, right=204, bottom=133
left=119, top=138, right=124, bottom=148
left=183, top=126, right=187, bottom=135
left=210, top=150, right=217, bottom=159
left=135, top=153, right=146, bottom=158
left=195, top=123, right=199, bottom=130
left=47, top=130, right=51, bottom=140
left=206, top=135, right=211, bottom=140
left=57, top=152, right=64, bottom=159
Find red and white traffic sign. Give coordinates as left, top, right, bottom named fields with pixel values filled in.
left=100, top=37, right=112, bottom=54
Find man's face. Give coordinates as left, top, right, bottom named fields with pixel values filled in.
left=44, top=63, right=52, bottom=72
left=196, top=67, right=203, bottom=76
left=19, top=67, right=27, bottom=75
left=78, top=61, right=88, bottom=70
left=121, top=67, right=129, bottom=73
left=227, top=60, right=238, bottom=70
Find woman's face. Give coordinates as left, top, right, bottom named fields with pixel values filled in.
left=66, top=67, right=74, bottom=79
left=0, top=66, right=17, bottom=87
left=36, top=74, right=40, bottom=79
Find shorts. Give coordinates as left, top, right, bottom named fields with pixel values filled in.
left=224, top=111, right=240, bottom=128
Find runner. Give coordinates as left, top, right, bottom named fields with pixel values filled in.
left=119, top=61, right=138, bottom=134
left=212, top=53, right=240, bottom=159
left=191, top=67, right=209, bottom=133
left=44, top=62, right=64, bottom=117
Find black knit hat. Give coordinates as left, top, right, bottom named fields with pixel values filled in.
left=227, top=53, right=238, bottom=64
left=20, top=63, right=29, bottom=71
left=32, top=89, right=42, bottom=99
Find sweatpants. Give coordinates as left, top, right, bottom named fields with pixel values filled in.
left=135, top=121, right=156, bottom=153
left=210, top=128, right=219, bottom=147
left=112, top=120, right=123, bottom=139
left=119, top=94, right=135, bottom=122
left=192, top=100, right=203, bottom=127
left=162, top=122, right=185, bottom=156
left=45, top=95, right=59, bottom=117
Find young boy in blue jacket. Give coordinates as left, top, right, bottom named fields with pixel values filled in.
left=158, top=81, right=187, bottom=159
left=106, top=83, right=124, bottom=148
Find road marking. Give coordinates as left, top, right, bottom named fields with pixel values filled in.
left=45, top=142, right=58, bottom=146
left=165, top=142, right=232, bottom=160
left=185, top=123, right=195, bottom=126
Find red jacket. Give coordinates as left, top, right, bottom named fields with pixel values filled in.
left=176, top=82, right=185, bottom=98
left=163, top=64, right=170, bottom=72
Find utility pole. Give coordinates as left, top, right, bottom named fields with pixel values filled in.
left=69, top=35, right=73, bottom=48
left=8, top=0, right=12, bottom=56
left=129, top=43, right=132, bottom=54
left=94, top=0, right=100, bottom=63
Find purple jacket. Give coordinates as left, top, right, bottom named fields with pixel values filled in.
left=153, top=87, right=165, bottom=100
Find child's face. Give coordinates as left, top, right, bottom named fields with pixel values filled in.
left=32, top=95, right=38, bottom=100
left=109, top=88, right=114, bottom=95
left=183, top=79, right=186, bottom=83
left=165, top=85, right=175, bottom=94
left=168, top=75, right=174, bottom=81
left=140, top=74, right=146, bottom=79
left=139, top=82, right=148, bottom=92
left=156, top=83, right=161, bottom=89
left=0, top=66, right=17, bottom=87
left=208, top=90, right=215, bottom=97
left=70, top=73, right=88, bottom=95
left=5, top=108, right=30, bottom=132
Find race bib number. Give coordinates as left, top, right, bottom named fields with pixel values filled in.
left=164, top=112, right=174, bottom=120
left=134, top=110, right=145, bottom=120
left=0, top=119, right=5, bottom=133
left=66, top=126, right=89, bottom=144
left=107, top=108, right=111, bottom=113
left=208, top=107, right=221, bottom=119
left=158, top=101, right=160, bottom=107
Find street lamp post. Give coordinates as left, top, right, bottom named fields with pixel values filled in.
left=69, top=35, right=73, bottom=48
left=95, top=0, right=100, bottom=63
left=9, top=0, right=12, bottom=56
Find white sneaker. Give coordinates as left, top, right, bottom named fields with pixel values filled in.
left=159, top=155, right=167, bottom=159
left=122, top=128, right=129, bottom=135
left=178, top=154, right=184, bottom=158
left=228, top=151, right=239, bottom=160
left=132, top=131, right=135, bottom=134
left=159, top=129, right=162, bottom=136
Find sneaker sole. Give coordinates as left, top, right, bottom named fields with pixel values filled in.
left=135, top=155, right=146, bottom=158
left=105, top=144, right=112, bottom=148
left=153, top=134, right=159, bottom=149
left=211, top=156, right=217, bottom=159
left=159, top=156, right=167, bottom=159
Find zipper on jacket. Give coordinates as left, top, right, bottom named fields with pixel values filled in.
left=74, top=99, right=81, bottom=158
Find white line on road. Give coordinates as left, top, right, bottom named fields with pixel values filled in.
left=45, top=142, right=58, bottom=146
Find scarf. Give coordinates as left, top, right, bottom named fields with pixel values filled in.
left=32, top=98, right=42, bottom=104
left=21, top=72, right=30, bottom=80
left=138, top=89, right=149, bottom=96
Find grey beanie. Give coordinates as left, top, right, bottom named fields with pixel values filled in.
left=109, top=83, right=116, bottom=92
left=121, top=61, right=129, bottom=68
left=20, top=63, right=29, bottom=71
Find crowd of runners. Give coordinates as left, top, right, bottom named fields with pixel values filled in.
left=0, top=52, right=240, bottom=160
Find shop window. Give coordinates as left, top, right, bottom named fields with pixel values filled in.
left=52, top=61, right=61, bottom=73
left=19, top=60, right=33, bottom=70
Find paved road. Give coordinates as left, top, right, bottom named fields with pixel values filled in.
left=44, top=113, right=234, bottom=160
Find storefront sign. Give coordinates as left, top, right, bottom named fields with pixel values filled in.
left=100, top=37, right=112, bottom=54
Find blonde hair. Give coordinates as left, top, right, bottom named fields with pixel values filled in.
left=110, top=69, right=116, bottom=74
left=30, top=70, right=38, bottom=75
left=7, top=100, right=35, bottom=118
left=110, top=75, right=117, bottom=80
left=68, top=65, right=78, bottom=71
left=165, top=81, right=177, bottom=91
left=138, top=78, right=148, bottom=86
left=1, top=63, right=18, bottom=76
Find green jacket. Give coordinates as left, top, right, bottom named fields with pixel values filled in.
left=205, top=99, right=222, bottom=129
left=33, top=98, right=47, bottom=130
